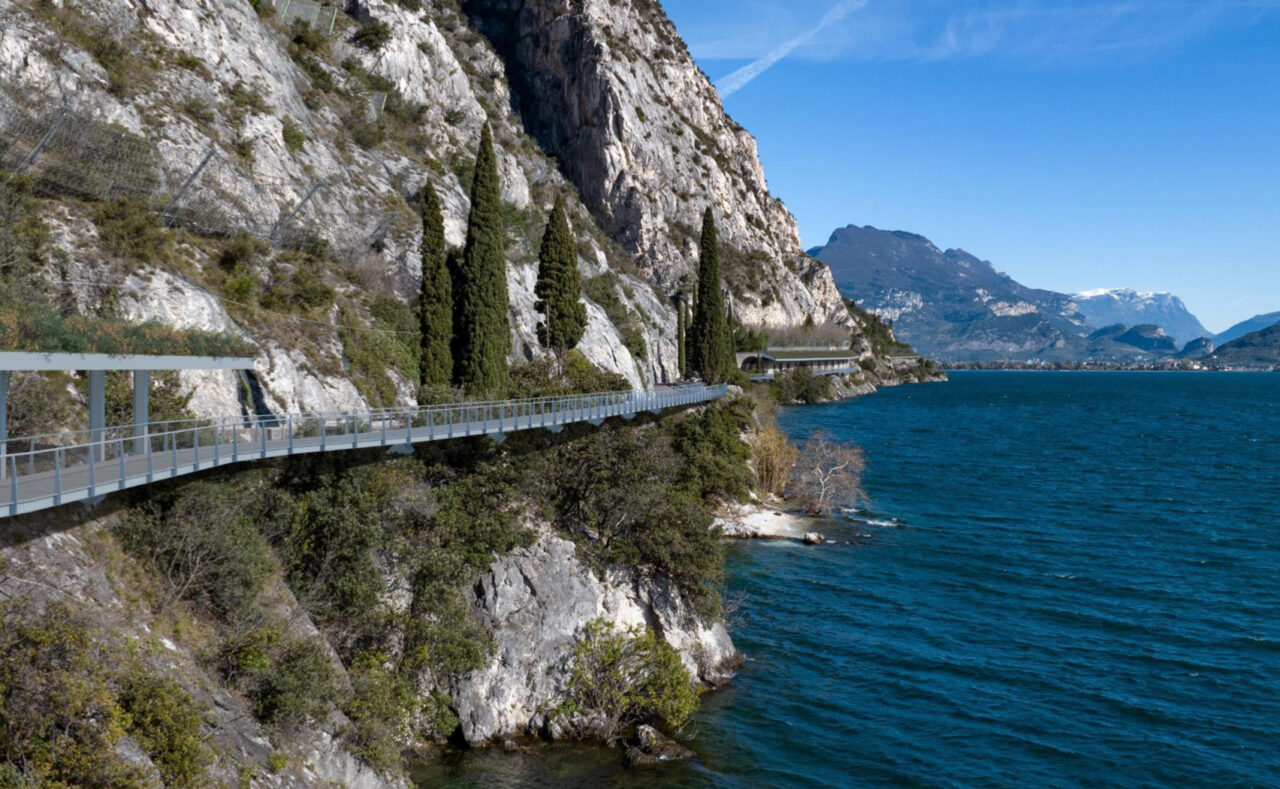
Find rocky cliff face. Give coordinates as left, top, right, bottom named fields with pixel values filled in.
left=1, top=0, right=875, bottom=419
left=463, top=0, right=851, bottom=329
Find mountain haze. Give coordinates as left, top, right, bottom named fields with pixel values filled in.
left=1215, top=311, right=1280, bottom=345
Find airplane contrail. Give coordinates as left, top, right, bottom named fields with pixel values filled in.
left=716, top=0, right=869, bottom=99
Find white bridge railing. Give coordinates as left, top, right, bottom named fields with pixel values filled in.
left=0, top=384, right=726, bottom=518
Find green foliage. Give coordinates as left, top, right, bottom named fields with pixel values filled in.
left=0, top=177, right=49, bottom=303
left=534, top=196, right=588, bottom=355
left=250, top=0, right=275, bottom=17
left=689, top=209, right=733, bottom=383
left=403, top=477, right=531, bottom=673
left=507, top=350, right=631, bottom=398
left=94, top=196, right=171, bottom=264
left=119, top=672, right=211, bottom=787
left=338, top=298, right=418, bottom=408
left=0, top=601, right=147, bottom=788
left=557, top=619, right=698, bottom=742
left=343, top=655, right=419, bottom=774
left=541, top=422, right=724, bottom=617
left=219, top=232, right=270, bottom=271
left=3, top=371, right=78, bottom=437
left=773, top=367, right=832, bottom=405
left=671, top=396, right=755, bottom=502
left=351, top=19, right=393, bottom=51
left=228, top=81, right=272, bottom=115
left=262, top=247, right=335, bottom=313
left=419, top=182, right=453, bottom=387
left=453, top=124, right=511, bottom=394
left=0, top=303, right=255, bottom=356
left=117, top=480, right=274, bottom=620
left=250, top=637, right=342, bottom=726
left=282, top=116, right=306, bottom=153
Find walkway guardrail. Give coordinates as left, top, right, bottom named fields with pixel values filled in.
left=0, top=384, right=726, bottom=518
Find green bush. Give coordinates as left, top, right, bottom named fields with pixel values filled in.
left=94, top=196, right=171, bottom=264
left=228, top=81, right=272, bottom=115
left=507, top=350, right=631, bottom=398
left=0, top=601, right=147, bottom=788
left=0, top=177, right=49, bottom=303
left=119, top=672, right=211, bottom=788
left=117, top=480, right=274, bottom=620
left=343, top=654, right=419, bottom=773
left=219, top=232, right=269, bottom=270
left=542, top=424, right=723, bottom=617
left=250, top=637, right=342, bottom=726
left=351, top=19, right=393, bottom=51
left=0, top=303, right=255, bottom=356
left=671, top=396, right=755, bottom=502
left=773, top=367, right=832, bottom=404
left=557, top=619, right=697, bottom=742
left=282, top=116, right=306, bottom=153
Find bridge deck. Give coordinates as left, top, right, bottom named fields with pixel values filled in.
left=1, top=384, right=725, bottom=518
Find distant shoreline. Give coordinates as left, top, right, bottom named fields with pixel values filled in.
left=940, top=365, right=1278, bottom=373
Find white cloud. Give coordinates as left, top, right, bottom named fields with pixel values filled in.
left=715, top=0, right=869, bottom=98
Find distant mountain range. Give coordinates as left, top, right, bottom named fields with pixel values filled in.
left=1071, top=289, right=1208, bottom=346
left=1209, top=322, right=1280, bottom=367
left=810, top=225, right=1216, bottom=362
left=1215, top=311, right=1280, bottom=345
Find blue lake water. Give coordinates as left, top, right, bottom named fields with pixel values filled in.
left=421, top=371, right=1280, bottom=787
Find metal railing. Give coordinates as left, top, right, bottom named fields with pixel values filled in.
left=0, top=384, right=726, bottom=517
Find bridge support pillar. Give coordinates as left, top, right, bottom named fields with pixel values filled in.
left=132, top=370, right=149, bottom=455
left=491, top=431, right=507, bottom=445
left=88, top=370, right=105, bottom=462
left=0, top=370, right=7, bottom=480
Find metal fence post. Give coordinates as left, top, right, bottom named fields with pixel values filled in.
left=18, top=105, right=70, bottom=173
left=161, top=145, right=218, bottom=225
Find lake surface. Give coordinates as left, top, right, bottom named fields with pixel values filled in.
left=420, top=371, right=1280, bottom=787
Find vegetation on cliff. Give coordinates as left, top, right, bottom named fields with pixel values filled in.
left=419, top=181, right=453, bottom=388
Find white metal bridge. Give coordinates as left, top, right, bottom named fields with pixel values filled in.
left=0, top=384, right=727, bottom=518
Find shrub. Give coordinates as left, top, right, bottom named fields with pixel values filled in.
left=351, top=19, right=393, bottom=50
left=750, top=423, right=797, bottom=498
left=773, top=367, right=831, bottom=404
left=119, top=672, right=211, bottom=787
left=228, top=81, right=272, bottom=115
left=507, top=350, right=630, bottom=398
left=117, top=480, right=274, bottom=619
left=250, top=637, right=342, bottom=726
left=671, top=397, right=755, bottom=502
left=94, top=196, right=171, bottom=264
left=788, top=430, right=866, bottom=516
left=343, top=654, right=419, bottom=773
left=282, top=116, right=306, bottom=153
left=557, top=619, right=697, bottom=742
left=0, top=304, right=255, bottom=357
left=219, top=232, right=270, bottom=271
left=0, top=177, right=50, bottom=302
left=0, top=601, right=146, bottom=788
left=544, top=424, right=723, bottom=617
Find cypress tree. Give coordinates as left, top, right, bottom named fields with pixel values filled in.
left=418, top=181, right=452, bottom=388
left=453, top=123, right=510, bottom=394
left=689, top=208, right=732, bottom=383
left=534, top=195, right=587, bottom=357
left=676, top=297, right=687, bottom=378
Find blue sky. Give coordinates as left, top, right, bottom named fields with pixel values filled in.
left=661, top=0, right=1280, bottom=333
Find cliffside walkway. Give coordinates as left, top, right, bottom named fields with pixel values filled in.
left=0, top=384, right=727, bottom=518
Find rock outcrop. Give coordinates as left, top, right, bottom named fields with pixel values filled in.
left=451, top=533, right=738, bottom=745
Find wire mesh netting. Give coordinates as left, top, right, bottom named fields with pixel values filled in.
left=277, top=0, right=339, bottom=34
left=0, top=92, right=165, bottom=202
left=0, top=86, right=412, bottom=259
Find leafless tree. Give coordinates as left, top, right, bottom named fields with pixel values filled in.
left=788, top=430, right=866, bottom=516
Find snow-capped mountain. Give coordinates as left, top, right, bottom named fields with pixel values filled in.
left=1071, top=288, right=1210, bottom=345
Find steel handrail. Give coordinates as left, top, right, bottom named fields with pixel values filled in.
left=0, top=384, right=727, bottom=516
